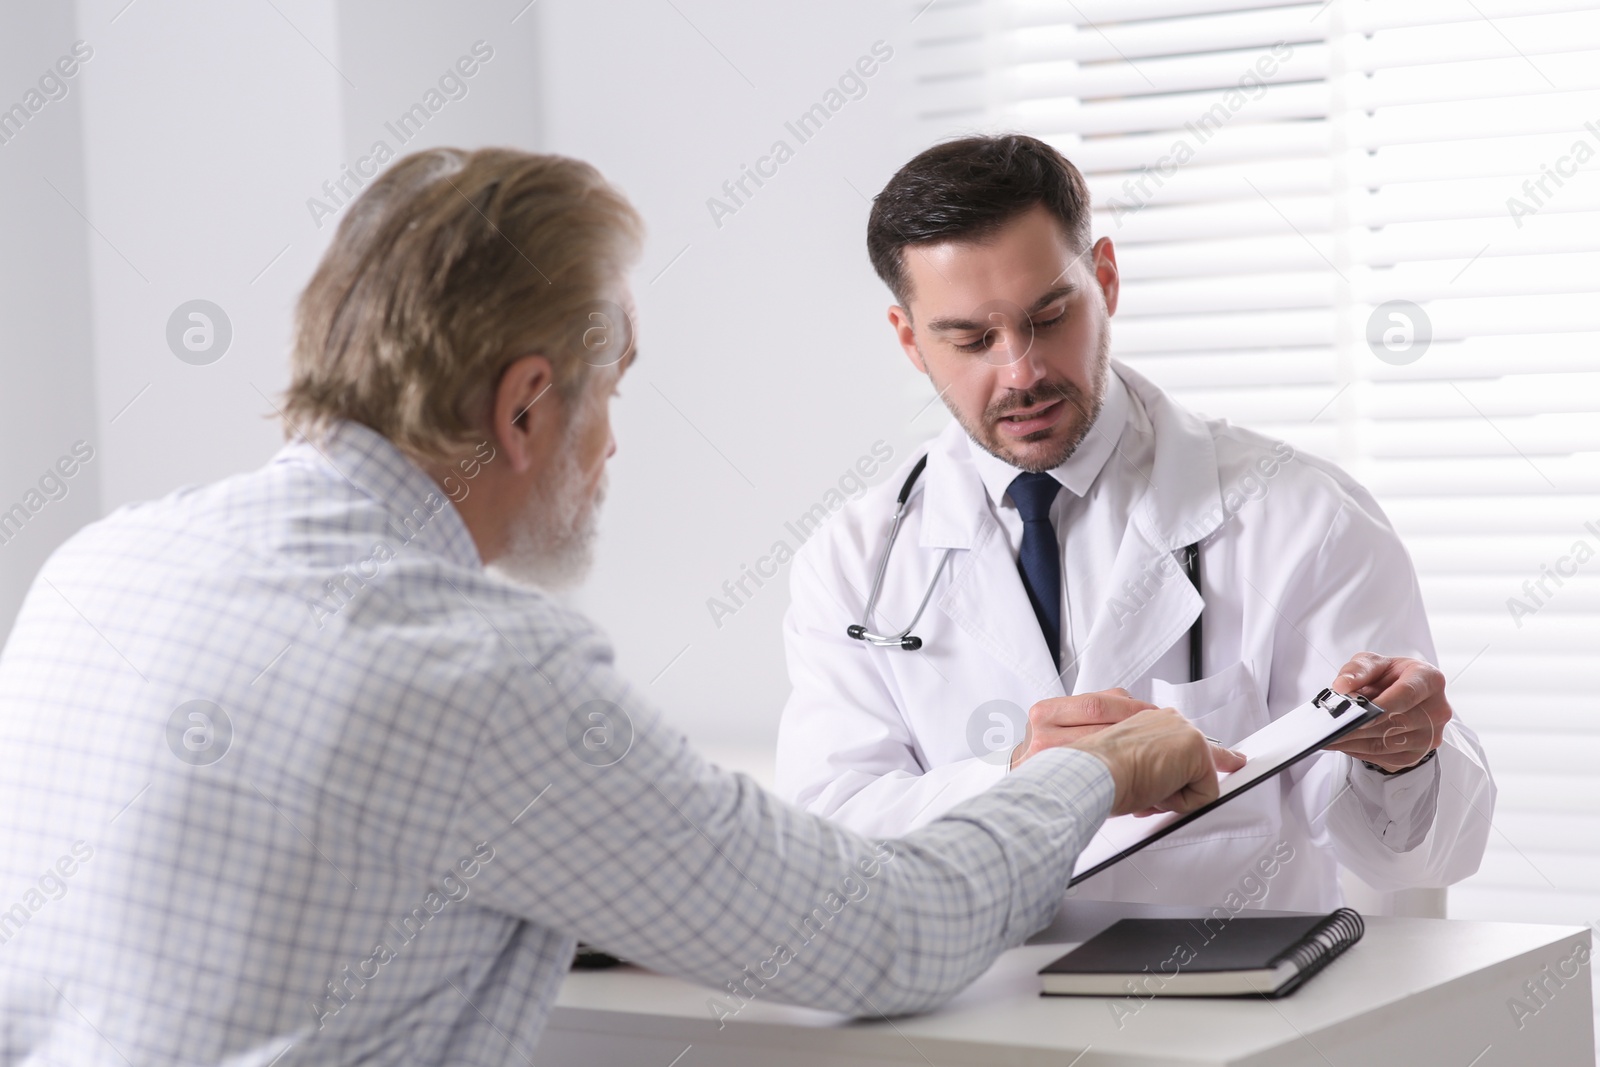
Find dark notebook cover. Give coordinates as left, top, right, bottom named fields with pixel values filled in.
left=1039, top=909, right=1364, bottom=998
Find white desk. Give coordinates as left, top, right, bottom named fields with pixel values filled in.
left=535, top=901, right=1595, bottom=1066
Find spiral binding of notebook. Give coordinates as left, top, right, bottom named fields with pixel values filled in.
left=1270, top=907, right=1365, bottom=998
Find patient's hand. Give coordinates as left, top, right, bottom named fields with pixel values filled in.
left=1068, top=707, right=1248, bottom=817
left=1010, top=688, right=1158, bottom=769
left=1322, top=652, right=1451, bottom=773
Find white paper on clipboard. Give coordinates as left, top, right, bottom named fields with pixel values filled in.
left=1068, top=688, right=1383, bottom=886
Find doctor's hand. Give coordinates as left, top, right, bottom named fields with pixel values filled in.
left=1009, top=689, right=1160, bottom=769
left=1321, top=652, right=1452, bottom=774
left=1068, top=707, right=1248, bottom=818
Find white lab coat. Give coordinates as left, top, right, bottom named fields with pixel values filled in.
left=775, top=361, right=1494, bottom=913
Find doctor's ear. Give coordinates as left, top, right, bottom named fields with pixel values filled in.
left=492, top=353, right=557, bottom=474
left=887, top=305, right=928, bottom=374
left=1091, top=237, right=1121, bottom=317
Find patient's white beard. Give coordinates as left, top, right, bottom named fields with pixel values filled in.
left=487, top=410, right=607, bottom=594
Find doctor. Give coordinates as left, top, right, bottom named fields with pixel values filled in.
left=775, top=134, right=1495, bottom=912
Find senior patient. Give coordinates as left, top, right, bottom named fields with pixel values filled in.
left=0, top=149, right=1238, bottom=1065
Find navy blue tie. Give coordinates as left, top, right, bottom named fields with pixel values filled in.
left=1009, top=472, right=1062, bottom=669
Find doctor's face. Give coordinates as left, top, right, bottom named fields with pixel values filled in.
left=887, top=203, right=1119, bottom=473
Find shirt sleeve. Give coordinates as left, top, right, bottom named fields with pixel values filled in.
left=1345, top=752, right=1443, bottom=853
left=449, top=627, right=1114, bottom=1021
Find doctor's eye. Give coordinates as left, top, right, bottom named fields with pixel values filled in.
left=1031, top=309, right=1068, bottom=331
left=952, top=323, right=1012, bottom=355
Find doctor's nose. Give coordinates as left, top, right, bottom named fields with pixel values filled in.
left=996, top=334, right=1048, bottom=390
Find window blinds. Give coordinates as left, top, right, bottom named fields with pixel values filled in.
left=910, top=0, right=1600, bottom=935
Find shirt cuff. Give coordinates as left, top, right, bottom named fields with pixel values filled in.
left=1346, top=749, right=1443, bottom=853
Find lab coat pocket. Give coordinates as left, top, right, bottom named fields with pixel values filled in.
left=1146, top=659, right=1264, bottom=747
left=1142, top=659, right=1278, bottom=848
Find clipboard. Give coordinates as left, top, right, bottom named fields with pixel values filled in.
left=1068, top=688, right=1384, bottom=886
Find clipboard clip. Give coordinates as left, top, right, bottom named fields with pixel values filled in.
left=1313, top=687, right=1374, bottom=718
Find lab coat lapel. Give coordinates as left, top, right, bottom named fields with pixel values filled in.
left=1073, top=529, right=1201, bottom=692
left=1074, top=362, right=1228, bottom=693
left=939, top=525, right=1067, bottom=698
left=917, top=426, right=1065, bottom=698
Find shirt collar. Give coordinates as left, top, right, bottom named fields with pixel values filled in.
left=965, top=368, right=1131, bottom=508
left=279, top=419, right=484, bottom=570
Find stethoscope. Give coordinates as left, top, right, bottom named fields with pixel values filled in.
left=847, top=455, right=1207, bottom=684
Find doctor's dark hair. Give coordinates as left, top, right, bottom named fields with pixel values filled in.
left=281, top=147, right=642, bottom=463
left=866, top=134, right=1093, bottom=308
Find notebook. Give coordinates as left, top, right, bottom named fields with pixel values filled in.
left=1038, top=908, right=1365, bottom=997
left=1069, top=687, right=1383, bottom=885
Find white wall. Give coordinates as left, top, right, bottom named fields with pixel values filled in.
left=0, top=5, right=102, bottom=647
left=3, top=0, right=938, bottom=757
left=71, top=0, right=344, bottom=515
left=334, top=1, right=541, bottom=182
left=544, top=0, right=947, bottom=752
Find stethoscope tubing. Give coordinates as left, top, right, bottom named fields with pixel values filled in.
left=847, top=452, right=1206, bottom=683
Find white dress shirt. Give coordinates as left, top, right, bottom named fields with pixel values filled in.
left=0, top=419, right=1115, bottom=1066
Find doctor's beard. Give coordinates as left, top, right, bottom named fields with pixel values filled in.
left=957, top=319, right=1111, bottom=474
left=487, top=407, right=607, bottom=594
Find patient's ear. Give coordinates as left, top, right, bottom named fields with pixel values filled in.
left=887, top=305, right=928, bottom=374
left=493, top=354, right=556, bottom=474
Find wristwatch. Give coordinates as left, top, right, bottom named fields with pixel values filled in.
left=1361, top=746, right=1438, bottom=777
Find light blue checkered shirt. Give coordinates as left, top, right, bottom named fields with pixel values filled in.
left=0, top=419, right=1113, bottom=1065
